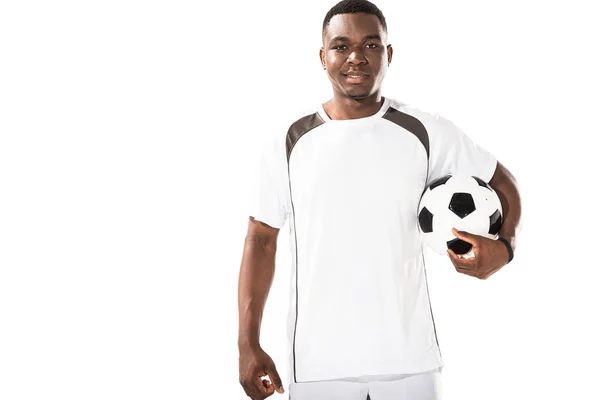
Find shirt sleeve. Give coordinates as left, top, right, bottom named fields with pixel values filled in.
left=247, top=134, right=289, bottom=229
left=426, top=114, right=498, bottom=186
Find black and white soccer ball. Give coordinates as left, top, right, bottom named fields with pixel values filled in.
left=417, top=174, right=503, bottom=256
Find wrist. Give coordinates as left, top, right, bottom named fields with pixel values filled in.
left=238, top=338, right=261, bottom=353
left=497, top=237, right=514, bottom=263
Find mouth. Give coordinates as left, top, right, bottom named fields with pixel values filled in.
left=342, top=73, right=370, bottom=84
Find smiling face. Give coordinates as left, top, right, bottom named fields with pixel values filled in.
left=320, top=12, right=393, bottom=100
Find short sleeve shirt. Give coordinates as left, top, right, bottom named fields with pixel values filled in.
left=248, top=96, right=497, bottom=383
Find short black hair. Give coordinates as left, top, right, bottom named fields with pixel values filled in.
left=322, top=0, right=387, bottom=37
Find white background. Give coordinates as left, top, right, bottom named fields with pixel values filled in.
left=1, top=0, right=598, bottom=399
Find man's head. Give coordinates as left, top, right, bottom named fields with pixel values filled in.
left=320, top=0, right=393, bottom=100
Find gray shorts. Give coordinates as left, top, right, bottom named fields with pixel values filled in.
left=288, top=367, right=442, bottom=400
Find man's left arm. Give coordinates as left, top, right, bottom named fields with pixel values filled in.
left=448, top=161, right=522, bottom=279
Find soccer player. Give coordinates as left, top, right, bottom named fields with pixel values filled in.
left=238, top=1, right=522, bottom=399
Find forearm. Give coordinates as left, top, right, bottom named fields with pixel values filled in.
left=489, top=162, right=522, bottom=252
left=237, top=235, right=277, bottom=351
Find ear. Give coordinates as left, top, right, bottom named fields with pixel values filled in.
left=319, top=47, right=326, bottom=69
left=387, top=44, right=393, bottom=66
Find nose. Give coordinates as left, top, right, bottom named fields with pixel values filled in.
left=347, top=49, right=367, bottom=65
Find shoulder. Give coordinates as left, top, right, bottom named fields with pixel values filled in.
left=260, top=103, right=322, bottom=156
left=275, top=102, right=322, bottom=136
left=386, top=98, right=444, bottom=127
left=280, top=103, right=323, bottom=132
left=385, top=98, right=458, bottom=137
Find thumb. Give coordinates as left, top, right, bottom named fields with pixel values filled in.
left=267, top=366, right=284, bottom=394
left=452, top=227, right=476, bottom=245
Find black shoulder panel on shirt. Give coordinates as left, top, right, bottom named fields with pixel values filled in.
left=382, top=107, right=430, bottom=160
left=286, top=113, right=325, bottom=163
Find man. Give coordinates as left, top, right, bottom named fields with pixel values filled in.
left=238, top=0, right=522, bottom=399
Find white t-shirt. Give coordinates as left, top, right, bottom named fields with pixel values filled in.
left=247, top=96, right=497, bottom=383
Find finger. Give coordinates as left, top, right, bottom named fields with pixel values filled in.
left=459, top=256, right=477, bottom=267
left=455, top=266, right=476, bottom=276
left=241, top=376, right=260, bottom=400
left=461, top=249, right=478, bottom=263
left=261, top=377, right=275, bottom=396
left=450, top=257, right=476, bottom=276
left=471, top=243, right=480, bottom=259
left=255, top=375, right=273, bottom=397
left=447, top=248, right=460, bottom=266
left=448, top=248, right=473, bottom=263
left=246, top=383, right=262, bottom=400
left=261, top=377, right=271, bottom=389
left=448, top=249, right=476, bottom=270
left=452, top=228, right=478, bottom=246
left=252, top=389, right=266, bottom=400
left=266, top=367, right=284, bottom=394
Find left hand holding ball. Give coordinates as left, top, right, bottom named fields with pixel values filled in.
left=447, top=228, right=510, bottom=280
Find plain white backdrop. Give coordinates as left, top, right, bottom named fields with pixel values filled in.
left=1, top=0, right=598, bottom=399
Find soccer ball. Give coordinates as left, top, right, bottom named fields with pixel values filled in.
left=417, top=174, right=503, bottom=256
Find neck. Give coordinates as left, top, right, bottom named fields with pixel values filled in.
left=324, top=92, right=384, bottom=120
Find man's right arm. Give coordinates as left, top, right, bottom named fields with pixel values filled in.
left=238, top=216, right=279, bottom=350
left=238, top=216, right=284, bottom=398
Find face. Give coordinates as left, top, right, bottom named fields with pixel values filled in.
left=320, top=13, right=393, bottom=100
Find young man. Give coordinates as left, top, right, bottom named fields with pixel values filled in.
left=238, top=1, right=522, bottom=399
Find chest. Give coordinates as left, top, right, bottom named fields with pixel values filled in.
left=288, top=126, right=428, bottom=210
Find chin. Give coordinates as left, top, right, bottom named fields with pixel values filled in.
left=347, top=91, right=373, bottom=100
left=342, top=85, right=375, bottom=99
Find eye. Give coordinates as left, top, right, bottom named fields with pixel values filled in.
left=366, top=43, right=379, bottom=49
left=332, top=45, right=347, bottom=51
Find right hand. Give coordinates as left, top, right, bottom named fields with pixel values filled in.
left=239, top=345, right=284, bottom=399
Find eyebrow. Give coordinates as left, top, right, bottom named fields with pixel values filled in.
left=329, top=34, right=382, bottom=44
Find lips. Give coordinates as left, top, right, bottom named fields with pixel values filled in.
left=343, top=72, right=370, bottom=84
left=343, top=71, right=369, bottom=77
